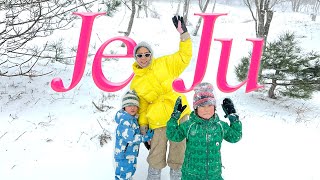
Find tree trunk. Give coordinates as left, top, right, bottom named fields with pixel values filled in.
left=126, top=0, right=136, bottom=37
left=137, top=0, right=148, bottom=18
left=137, top=0, right=142, bottom=18
left=244, top=0, right=275, bottom=43
left=268, top=79, right=277, bottom=99
left=193, top=0, right=212, bottom=36
left=251, top=0, right=275, bottom=44
left=268, top=70, right=280, bottom=99
left=211, top=0, right=216, bottom=13
left=312, top=0, right=320, bottom=21
left=122, top=0, right=136, bottom=47
left=256, top=2, right=265, bottom=39
left=311, top=14, right=317, bottom=21
left=262, top=10, right=273, bottom=43
left=144, top=0, right=148, bottom=18
left=183, top=0, right=191, bottom=25
left=291, top=0, right=302, bottom=12
left=176, top=0, right=182, bottom=15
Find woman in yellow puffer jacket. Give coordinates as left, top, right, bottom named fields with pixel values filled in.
left=130, top=15, right=192, bottom=180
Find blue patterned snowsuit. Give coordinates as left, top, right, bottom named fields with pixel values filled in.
left=114, top=109, right=145, bottom=180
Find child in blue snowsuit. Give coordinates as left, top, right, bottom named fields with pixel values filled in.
left=114, top=90, right=154, bottom=180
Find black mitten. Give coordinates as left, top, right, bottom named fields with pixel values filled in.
left=144, top=142, right=151, bottom=150
left=221, top=98, right=236, bottom=118
left=172, top=15, right=188, bottom=34
left=179, top=16, right=188, bottom=33
left=172, top=15, right=179, bottom=28
left=171, top=96, right=187, bottom=120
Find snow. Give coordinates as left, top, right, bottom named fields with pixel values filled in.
left=1, top=1, right=320, bottom=180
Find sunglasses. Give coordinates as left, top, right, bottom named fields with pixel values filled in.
left=136, top=53, right=151, bottom=58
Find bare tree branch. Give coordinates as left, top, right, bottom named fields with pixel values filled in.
left=1, top=0, right=104, bottom=77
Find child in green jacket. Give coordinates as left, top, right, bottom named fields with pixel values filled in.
left=166, top=82, right=242, bottom=180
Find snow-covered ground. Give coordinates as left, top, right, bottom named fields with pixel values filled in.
left=1, top=1, right=320, bottom=180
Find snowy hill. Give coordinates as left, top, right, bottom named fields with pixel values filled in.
left=1, top=1, right=320, bottom=180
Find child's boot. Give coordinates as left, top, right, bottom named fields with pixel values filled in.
left=170, top=168, right=181, bottom=180
left=147, top=166, right=161, bottom=180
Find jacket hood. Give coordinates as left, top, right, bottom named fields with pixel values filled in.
left=133, top=41, right=154, bottom=68
left=114, top=109, right=136, bottom=125
left=133, top=41, right=154, bottom=59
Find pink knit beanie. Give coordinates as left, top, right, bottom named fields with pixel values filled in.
left=193, top=82, right=216, bottom=109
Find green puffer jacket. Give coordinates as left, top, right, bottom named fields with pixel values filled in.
left=166, top=111, right=242, bottom=180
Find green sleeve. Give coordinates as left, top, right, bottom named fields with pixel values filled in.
left=221, top=120, right=242, bottom=143
left=166, top=117, right=187, bottom=142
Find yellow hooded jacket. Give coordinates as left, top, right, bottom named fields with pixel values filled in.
left=130, top=39, right=192, bottom=129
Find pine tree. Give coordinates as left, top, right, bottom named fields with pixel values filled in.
left=100, top=0, right=121, bottom=17
left=235, top=32, right=320, bottom=99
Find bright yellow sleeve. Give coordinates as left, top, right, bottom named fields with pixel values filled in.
left=137, top=96, right=149, bottom=127
left=156, top=38, right=192, bottom=78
